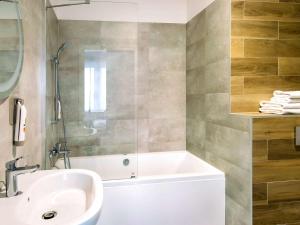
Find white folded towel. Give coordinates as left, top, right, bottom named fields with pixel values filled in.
left=259, top=90, right=300, bottom=114
left=259, top=108, right=286, bottom=115
left=271, top=97, right=300, bottom=104
left=259, top=101, right=282, bottom=108
left=260, top=100, right=300, bottom=109
left=283, top=103, right=300, bottom=109
left=259, top=107, right=300, bottom=115
left=273, top=90, right=300, bottom=99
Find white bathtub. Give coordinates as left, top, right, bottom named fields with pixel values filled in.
left=56, top=151, right=225, bottom=225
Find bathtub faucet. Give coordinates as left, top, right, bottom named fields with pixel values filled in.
left=49, top=143, right=71, bottom=169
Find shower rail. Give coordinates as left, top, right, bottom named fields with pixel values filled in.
left=46, top=0, right=90, bottom=9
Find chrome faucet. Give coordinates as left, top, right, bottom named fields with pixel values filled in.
left=5, top=157, right=40, bottom=197
left=49, top=143, right=71, bottom=169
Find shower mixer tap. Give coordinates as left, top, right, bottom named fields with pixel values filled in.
left=49, top=143, right=69, bottom=158
left=49, top=143, right=71, bottom=169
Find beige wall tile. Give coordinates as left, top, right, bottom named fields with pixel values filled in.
left=245, top=2, right=300, bottom=22
left=231, top=94, right=272, bottom=112
left=280, top=22, right=300, bottom=39
left=279, top=57, right=300, bottom=76
left=232, top=57, right=278, bottom=76
left=232, top=1, right=245, bottom=19
left=253, top=117, right=300, bottom=140
left=254, top=159, right=300, bottom=183
left=244, top=75, right=300, bottom=94
left=232, top=38, right=244, bottom=58
left=269, top=181, right=300, bottom=202
left=188, top=1, right=252, bottom=225
left=268, top=139, right=300, bottom=159
left=232, top=20, right=278, bottom=39
left=254, top=201, right=300, bottom=225
left=245, top=39, right=300, bottom=57
left=253, top=140, right=268, bottom=162
left=253, top=183, right=268, bottom=205
left=231, top=76, right=244, bottom=95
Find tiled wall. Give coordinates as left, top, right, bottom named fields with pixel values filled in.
left=138, top=23, right=186, bottom=152
left=0, top=0, right=45, bottom=179
left=253, top=117, right=300, bottom=225
left=45, top=2, right=59, bottom=167
left=57, top=21, right=186, bottom=156
left=186, top=1, right=252, bottom=224
left=231, top=0, right=300, bottom=112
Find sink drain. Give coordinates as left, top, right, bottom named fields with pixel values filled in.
left=42, top=211, right=57, bottom=220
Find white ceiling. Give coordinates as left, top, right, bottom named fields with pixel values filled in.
left=187, top=0, right=215, bottom=21
left=49, top=0, right=215, bottom=23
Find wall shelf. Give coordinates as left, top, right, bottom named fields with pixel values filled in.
left=231, top=112, right=300, bottom=119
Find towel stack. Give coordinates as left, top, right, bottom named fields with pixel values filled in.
left=259, top=91, right=300, bottom=115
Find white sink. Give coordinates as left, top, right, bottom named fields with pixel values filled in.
left=0, top=169, right=103, bottom=225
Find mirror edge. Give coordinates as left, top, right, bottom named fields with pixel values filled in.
left=0, top=0, right=24, bottom=102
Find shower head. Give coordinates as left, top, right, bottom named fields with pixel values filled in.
left=56, top=42, right=68, bottom=59
left=53, top=42, right=69, bottom=63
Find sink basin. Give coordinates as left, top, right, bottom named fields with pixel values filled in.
left=0, top=169, right=103, bottom=225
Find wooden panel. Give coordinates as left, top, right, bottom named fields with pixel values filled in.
left=233, top=1, right=300, bottom=224
left=245, top=0, right=281, bottom=2
left=254, top=202, right=300, bottom=225
left=244, top=76, right=300, bottom=94
left=245, top=39, right=300, bottom=57
left=231, top=1, right=300, bottom=113
left=279, top=57, right=300, bottom=76
left=253, top=117, right=300, bottom=140
left=253, top=140, right=268, bottom=162
left=231, top=38, right=244, bottom=57
left=231, top=94, right=272, bottom=112
left=253, top=160, right=300, bottom=183
left=232, top=58, right=278, bottom=76
left=280, top=0, right=300, bottom=3
left=268, top=139, right=300, bottom=160
left=252, top=118, right=300, bottom=224
left=244, top=39, right=277, bottom=57
left=244, top=2, right=300, bottom=22
left=232, top=1, right=244, bottom=19
left=269, top=180, right=300, bottom=202
left=280, top=22, right=300, bottom=39
left=253, top=183, right=268, bottom=206
left=231, top=76, right=244, bottom=95
left=232, top=20, right=278, bottom=38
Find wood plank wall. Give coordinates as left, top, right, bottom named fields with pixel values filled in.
left=231, top=0, right=300, bottom=112
left=253, top=117, right=300, bottom=225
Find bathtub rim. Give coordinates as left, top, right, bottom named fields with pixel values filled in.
left=55, top=150, right=225, bottom=184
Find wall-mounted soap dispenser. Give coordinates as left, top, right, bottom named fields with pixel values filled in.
left=13, top=98, right=27, bottom=146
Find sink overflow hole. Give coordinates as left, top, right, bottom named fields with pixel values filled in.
left=42, top=211, right=57, bottom=220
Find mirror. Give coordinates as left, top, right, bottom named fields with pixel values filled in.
left=0, top=0, right=23, bottom=100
